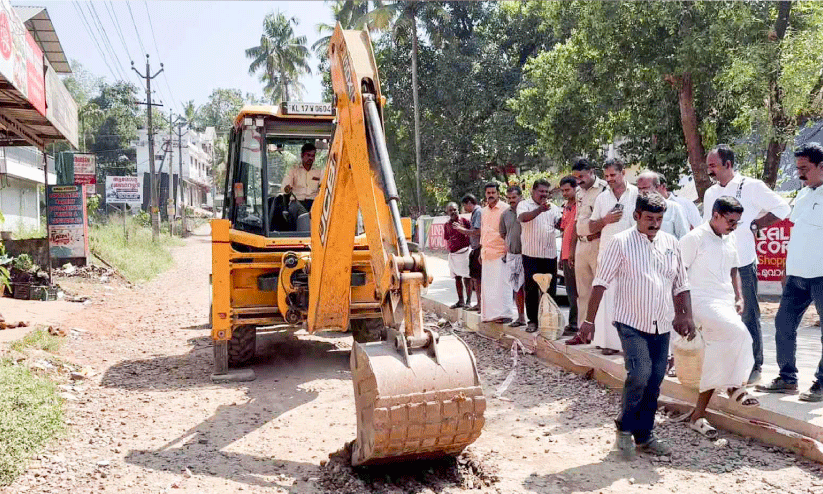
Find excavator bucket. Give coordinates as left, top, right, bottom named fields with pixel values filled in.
left=350, top=333, right=485, bottom=466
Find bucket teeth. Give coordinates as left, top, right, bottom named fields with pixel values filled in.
left=350, top=335, right=485, bottom=465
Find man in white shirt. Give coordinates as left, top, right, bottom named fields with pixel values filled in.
left=579, top=192, right=695, bottom=460
left=636, top=171, right=689, bottom=239
left=281, top=143, right=322, bottom=225
left=580, top=158, right=639, bottom=355
left=661, top=177, right=702, bottom=228
left=678, top=196, right=758, bottom=439
left=703, top=144, right=791, bottom=384
left=757, top=143, right=823, bottom=401
left=517, top=178, right=562, bottom=332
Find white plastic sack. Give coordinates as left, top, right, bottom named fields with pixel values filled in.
left=533, top=273, right=565, bottom=339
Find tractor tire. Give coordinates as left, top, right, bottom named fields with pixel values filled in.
left=227, top=325, right=256, bottom=367
left=350, top=318, right=386, bottom=343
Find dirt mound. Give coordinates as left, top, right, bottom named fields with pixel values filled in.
left=319, top=442, right=500, bottom=493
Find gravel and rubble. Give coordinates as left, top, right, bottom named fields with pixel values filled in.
left=4, top=230, right=823, bottom=493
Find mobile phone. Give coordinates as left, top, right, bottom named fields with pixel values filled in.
left=613, top=204, right=624, bottom=212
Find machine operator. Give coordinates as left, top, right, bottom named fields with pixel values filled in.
left=277, top=142, right=321, bottom=230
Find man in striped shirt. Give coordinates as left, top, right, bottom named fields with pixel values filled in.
left=517, top=178, right=563, bottom=332
left=579, top=192, right=696, bottom=460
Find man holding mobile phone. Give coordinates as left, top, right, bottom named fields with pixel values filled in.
left=570, top=158, right=638, bottom=355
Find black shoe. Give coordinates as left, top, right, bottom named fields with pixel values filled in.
left=755, top=377, right=799, bottom=394
left=449, top=301, right=465, bottom=309
left=525, top=322, right=538, bottom=333
left=562, top=325, right=578, bottom=336
left=636, top=436, right=672, bottom=456
left=509, top=319, right=526, bottom=328
left=800, top=381, right=823, bottom=402
left=747, top=369, right=761, bottom=385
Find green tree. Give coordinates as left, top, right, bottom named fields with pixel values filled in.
left=363, top=1, right=450, bottom=214
left=246, top=11, right=312, bottom=103
left=511, top=2, right=772, bottom=199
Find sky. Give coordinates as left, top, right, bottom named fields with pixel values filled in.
left=15, top=1, right=336, bottom=114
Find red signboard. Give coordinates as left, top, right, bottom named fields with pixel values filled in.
left=755, top=218, right=792, bottom=282
left=26, top=35, right=45, bottom=116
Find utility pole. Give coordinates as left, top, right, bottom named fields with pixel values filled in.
left=175, top=116, right=188, bottom=237
left=168, top=109, right=174, bottom=237
left=132, top=55, right=164, bottom=242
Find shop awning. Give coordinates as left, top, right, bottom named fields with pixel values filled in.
left=0, top=3, right=78, bottom=149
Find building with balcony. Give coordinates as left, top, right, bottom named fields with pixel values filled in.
left=132, top=126, right=215, bottom=213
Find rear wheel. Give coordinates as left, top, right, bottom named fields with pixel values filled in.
left=228, top=325, right=256, bottom=367
left=350, top=318, right=386, bottom=343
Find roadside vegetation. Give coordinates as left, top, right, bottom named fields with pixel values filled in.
left=9, top=327, right=62, bottom=353
left=0, top=328, right=65, bottom=485
left=90, top=214, right=182, bottom=283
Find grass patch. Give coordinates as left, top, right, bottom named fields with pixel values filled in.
left=9, top=328, right=61, bottom=353
left=0, top=359, right=64, bottom=485
left=90, top=216, right=182, bottom=283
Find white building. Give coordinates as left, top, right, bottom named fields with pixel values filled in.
left=0, top=147, right=55, bottom=233
left=132, top=126, right=215, bottom=211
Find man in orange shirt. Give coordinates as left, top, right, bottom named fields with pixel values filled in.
left=559, top=176, right=579, bottom=336
left=480, top=182, right=516, bottom=323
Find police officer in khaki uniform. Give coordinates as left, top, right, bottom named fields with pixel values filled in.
left=567, top=158, right=607, bottom=345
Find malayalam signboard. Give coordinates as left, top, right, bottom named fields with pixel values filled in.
left=47, top=185, right=89, bottom=261
left=106, top=176, right=141, bottom=205
left=417, top=214, right=472, bottom=252
left=0, top=0, right=46, bottom=116
left=73, top=153, right=96, bottom=185
left=755, top=218, right=792, bottom=283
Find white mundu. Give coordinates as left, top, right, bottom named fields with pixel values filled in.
left=590, top=183, right=638, bottom=351
left=679, top=223, right=754, bottom=392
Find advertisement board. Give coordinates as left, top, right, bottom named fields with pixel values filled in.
left=47, top=185, right=89, bottom=261
left=105, top=176, right=142, bottom=205
left=73, top=153, right=96, bottom=185
left=755, top=218, right=793, bottom=283
left=46, top=67, right=79, bottom=148
left=417, top=214, right=472, bottom=252
left=0, top=0, right=46, bottom=116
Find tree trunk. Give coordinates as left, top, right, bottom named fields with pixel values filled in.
left=763, top=1, right=793, bottom=189
left=282, top=68, right=289, bottom=103
left=666, top=72, right=712, bottom=201
left=410, top=12, right=424, bottom=215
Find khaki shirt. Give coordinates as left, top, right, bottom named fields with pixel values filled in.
left=282, top=164, right=322, bottom=201
left=575, top=177, right=607, bottom=237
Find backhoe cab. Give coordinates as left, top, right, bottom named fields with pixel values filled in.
left=210, top=24, right=485, bottom=466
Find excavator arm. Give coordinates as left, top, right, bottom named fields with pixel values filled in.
left=308, top=25, right=485, bottom=466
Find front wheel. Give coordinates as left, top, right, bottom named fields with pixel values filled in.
left=228, top=325, right=256, bottom=367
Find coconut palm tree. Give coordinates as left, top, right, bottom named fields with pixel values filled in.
left=360, top=1, right=448, bottom=215
left=246, top=11, right=312, bottom=103
left=312, top=1, right=374, bottom=57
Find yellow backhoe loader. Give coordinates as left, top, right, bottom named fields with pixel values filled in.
left=210, top=25, right=485, bottom=466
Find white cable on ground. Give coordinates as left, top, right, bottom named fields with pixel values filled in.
left=493, top=338, right=529, bottom=398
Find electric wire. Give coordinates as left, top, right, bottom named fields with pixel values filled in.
left=71, top=1, right=119, bottom=82
left=86, top=2, right=130, bottom=82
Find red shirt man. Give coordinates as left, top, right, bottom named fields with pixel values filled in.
left=558, top=176, right=580, bottom=333
left=444, top=217, right=471, bottom=253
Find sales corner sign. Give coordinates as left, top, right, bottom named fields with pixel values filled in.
left=105, top=176, right=142, bottom=205
left=755, top=218, right=792, bottom=282
left=47, top=185, right=89, bottom=261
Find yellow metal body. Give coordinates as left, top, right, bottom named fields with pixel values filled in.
left=210, top=24, right=484, bottom=466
